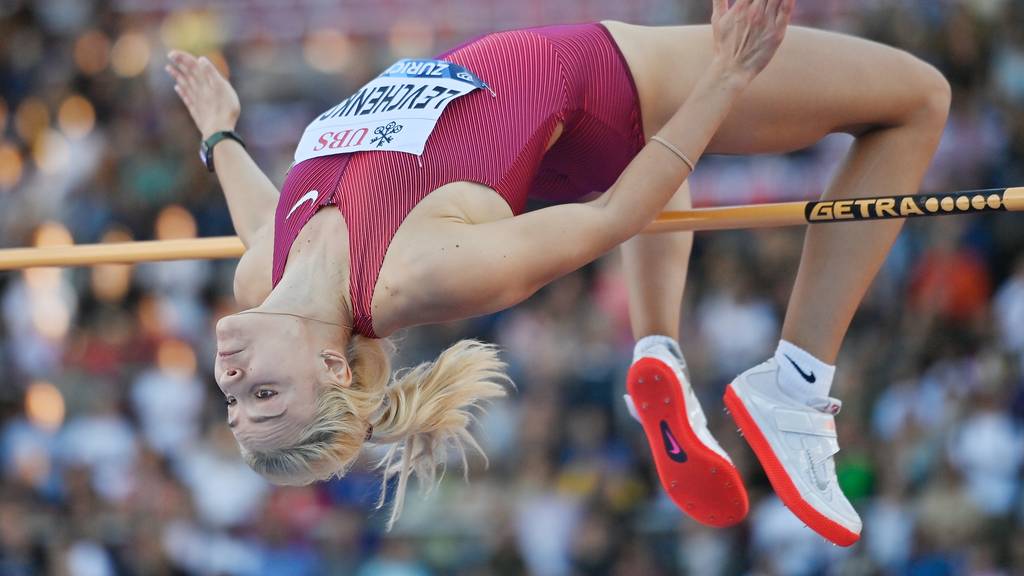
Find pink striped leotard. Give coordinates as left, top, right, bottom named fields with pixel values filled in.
left=272, top=23, right=644, bottom=337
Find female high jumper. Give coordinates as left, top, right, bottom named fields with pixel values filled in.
left=166, top=0, right=949, bottom=544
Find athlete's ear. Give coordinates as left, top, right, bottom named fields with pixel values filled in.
left=320, top=350, right=352, bottom=387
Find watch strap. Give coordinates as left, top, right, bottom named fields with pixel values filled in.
left=201, top=130, right=245, bottom=172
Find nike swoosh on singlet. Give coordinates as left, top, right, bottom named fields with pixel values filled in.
left=287, top=189, right=320, bottom=219
left=660, top=420, right=687, bottom=463
left=784, top=354, right=817, bottom=384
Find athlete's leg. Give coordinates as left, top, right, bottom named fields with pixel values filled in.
left=607, top=22, right=949, bottom=545
left=620, top=175, right=754, bottom=527
left=620, top=181, right=693, bottom=341
left=606, top=23, right=950, bottom=363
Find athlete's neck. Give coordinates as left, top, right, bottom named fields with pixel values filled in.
left=256, top=210, right=352, bottom=330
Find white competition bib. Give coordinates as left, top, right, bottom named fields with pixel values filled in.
left=294, top=59, right=491, bottom=163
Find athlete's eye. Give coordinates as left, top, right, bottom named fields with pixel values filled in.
left=225, top=396, right=237, bottom=407
left=254, top=389, right=277, bottom=400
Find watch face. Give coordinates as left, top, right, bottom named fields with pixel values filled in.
left=199, top=142, right=210, bottom=167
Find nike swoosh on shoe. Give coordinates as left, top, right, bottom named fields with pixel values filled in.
left=626, top=355, right=748, bottom=528
left=724, top=360, right=861, bottom=546
left=660, top=420, right=687, bottom=463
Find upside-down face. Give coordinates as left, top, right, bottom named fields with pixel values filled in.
left=213, top=312, right=349, bottom=454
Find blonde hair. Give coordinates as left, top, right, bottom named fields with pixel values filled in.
left=240, top=336, right=509, bottom=528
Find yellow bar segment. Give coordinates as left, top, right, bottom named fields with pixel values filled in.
left=0, top=237, right=245, bottom=270
left=1003, top=187, right=1024, bottom=212
left=645, top=200, right=811, bottom=233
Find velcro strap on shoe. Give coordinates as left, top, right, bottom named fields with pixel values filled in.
left=774, top=408, right=837, bottom=438
left=808, top=397, right=843, bottom=415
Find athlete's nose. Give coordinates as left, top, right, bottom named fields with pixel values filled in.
left=221, top=367, right=244, bottom=382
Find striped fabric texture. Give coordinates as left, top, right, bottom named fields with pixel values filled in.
left=272, top=22, right=644, bottom=337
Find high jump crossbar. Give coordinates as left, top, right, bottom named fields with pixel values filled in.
left=0, top=186, right=1021, bottom=270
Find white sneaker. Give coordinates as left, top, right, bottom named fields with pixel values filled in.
left=724, top=359, right=862, bottom=546
left=625, top=348, right=748, bottom=527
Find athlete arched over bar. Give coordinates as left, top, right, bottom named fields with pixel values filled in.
left=166, top=0, right=949, bottom=544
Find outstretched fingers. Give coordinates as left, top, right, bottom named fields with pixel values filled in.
left=166, top=51, right=203, bottom=113
left=776, top=0, right=795, bottom=24
left=197, top=57, right=224, bottom=91
left=712, top=0, right=729, bottom=22
left=166, top=64, right=192, bottom=92
left=169, top=53, right=196, bottom=83
left=166, top=52, right=197, bottom=87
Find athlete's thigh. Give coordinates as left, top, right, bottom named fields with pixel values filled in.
left=604, top=21, right=939, bottom=154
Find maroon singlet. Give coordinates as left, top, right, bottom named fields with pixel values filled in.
left=273, top=23, right=644, bottom=337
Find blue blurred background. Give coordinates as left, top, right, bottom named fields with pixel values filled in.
left=1, top=1, right=1024, bottom=574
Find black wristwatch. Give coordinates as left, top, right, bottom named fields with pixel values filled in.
left=199, top=130, right=246, bottom=172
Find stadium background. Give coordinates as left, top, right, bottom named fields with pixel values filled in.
left=1, top=0, right=1024, bottom=574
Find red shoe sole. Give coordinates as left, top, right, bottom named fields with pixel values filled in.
left=627, top=357, right=748, bottom=527
left=724, top=384, right=860, bottom=546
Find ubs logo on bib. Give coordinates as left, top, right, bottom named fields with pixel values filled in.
left=313, top=128, right=369, bottom=152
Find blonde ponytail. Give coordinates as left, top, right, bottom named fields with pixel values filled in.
left=370, top=339, right=509, bottom=527
left=239, top=336, right=509, bottom=529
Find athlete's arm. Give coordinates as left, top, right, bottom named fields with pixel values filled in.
left=602, top=0, right=794, bottom=235
left=418, top=0, right=795, bottom=319
left=166, top=51, right=278, bottom=248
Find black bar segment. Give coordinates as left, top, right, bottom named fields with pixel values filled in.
left=804, top=188, right=1007, bottom=223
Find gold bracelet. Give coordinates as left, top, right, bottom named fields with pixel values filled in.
left=649, top=136, right=696, bottom=172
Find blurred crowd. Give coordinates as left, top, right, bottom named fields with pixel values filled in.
left=1, top=0, right=1024, bottom=575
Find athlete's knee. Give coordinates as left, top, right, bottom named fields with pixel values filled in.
left=904, top=57, right=952, bottom=129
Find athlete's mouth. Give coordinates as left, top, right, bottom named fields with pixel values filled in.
left=218, top=349, right=243, bottom=358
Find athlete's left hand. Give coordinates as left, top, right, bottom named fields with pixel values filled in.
left=165, top=51, right=241, bottom=140
left=711, top=0, right=795, bottom=83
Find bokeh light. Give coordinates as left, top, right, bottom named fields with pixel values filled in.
left=31, top=130, right=71, bottom=174
left=25, top=381, right=65, bottom=431
left=25, top=222, right=73, bottom=294
left=29, top=291, right=72, bottom=341
left=137, top=295, right=164, bottom=338
left=33, top=221, right=73, bottom=248
left=14, top=98, right=49, bottom=142
left=24, top=220, right=73, bottom=338
left=203, top=50, right=231, bottom=79
left=0, top=142, right=23, bottom=189
left=57, top=95, right=96, bottom=139
left=303, top=29, right=353, bottom=73
left=157, top=339, right=198, bottom=377
left=388, top=21, right=435, bottom=58
left=111, top=32, right=151, bottom=77
left=73, top=30, right=111, bottom=75
left=159, top=10, right=223, bottom=54
left=155, top=205, right=198, bottom=240
left=91, top=228, right=134, bottom=303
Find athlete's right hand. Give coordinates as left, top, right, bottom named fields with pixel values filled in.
left=165, top=51, right=241, bottom=140
left=711, top=0, right=794, bottom=83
